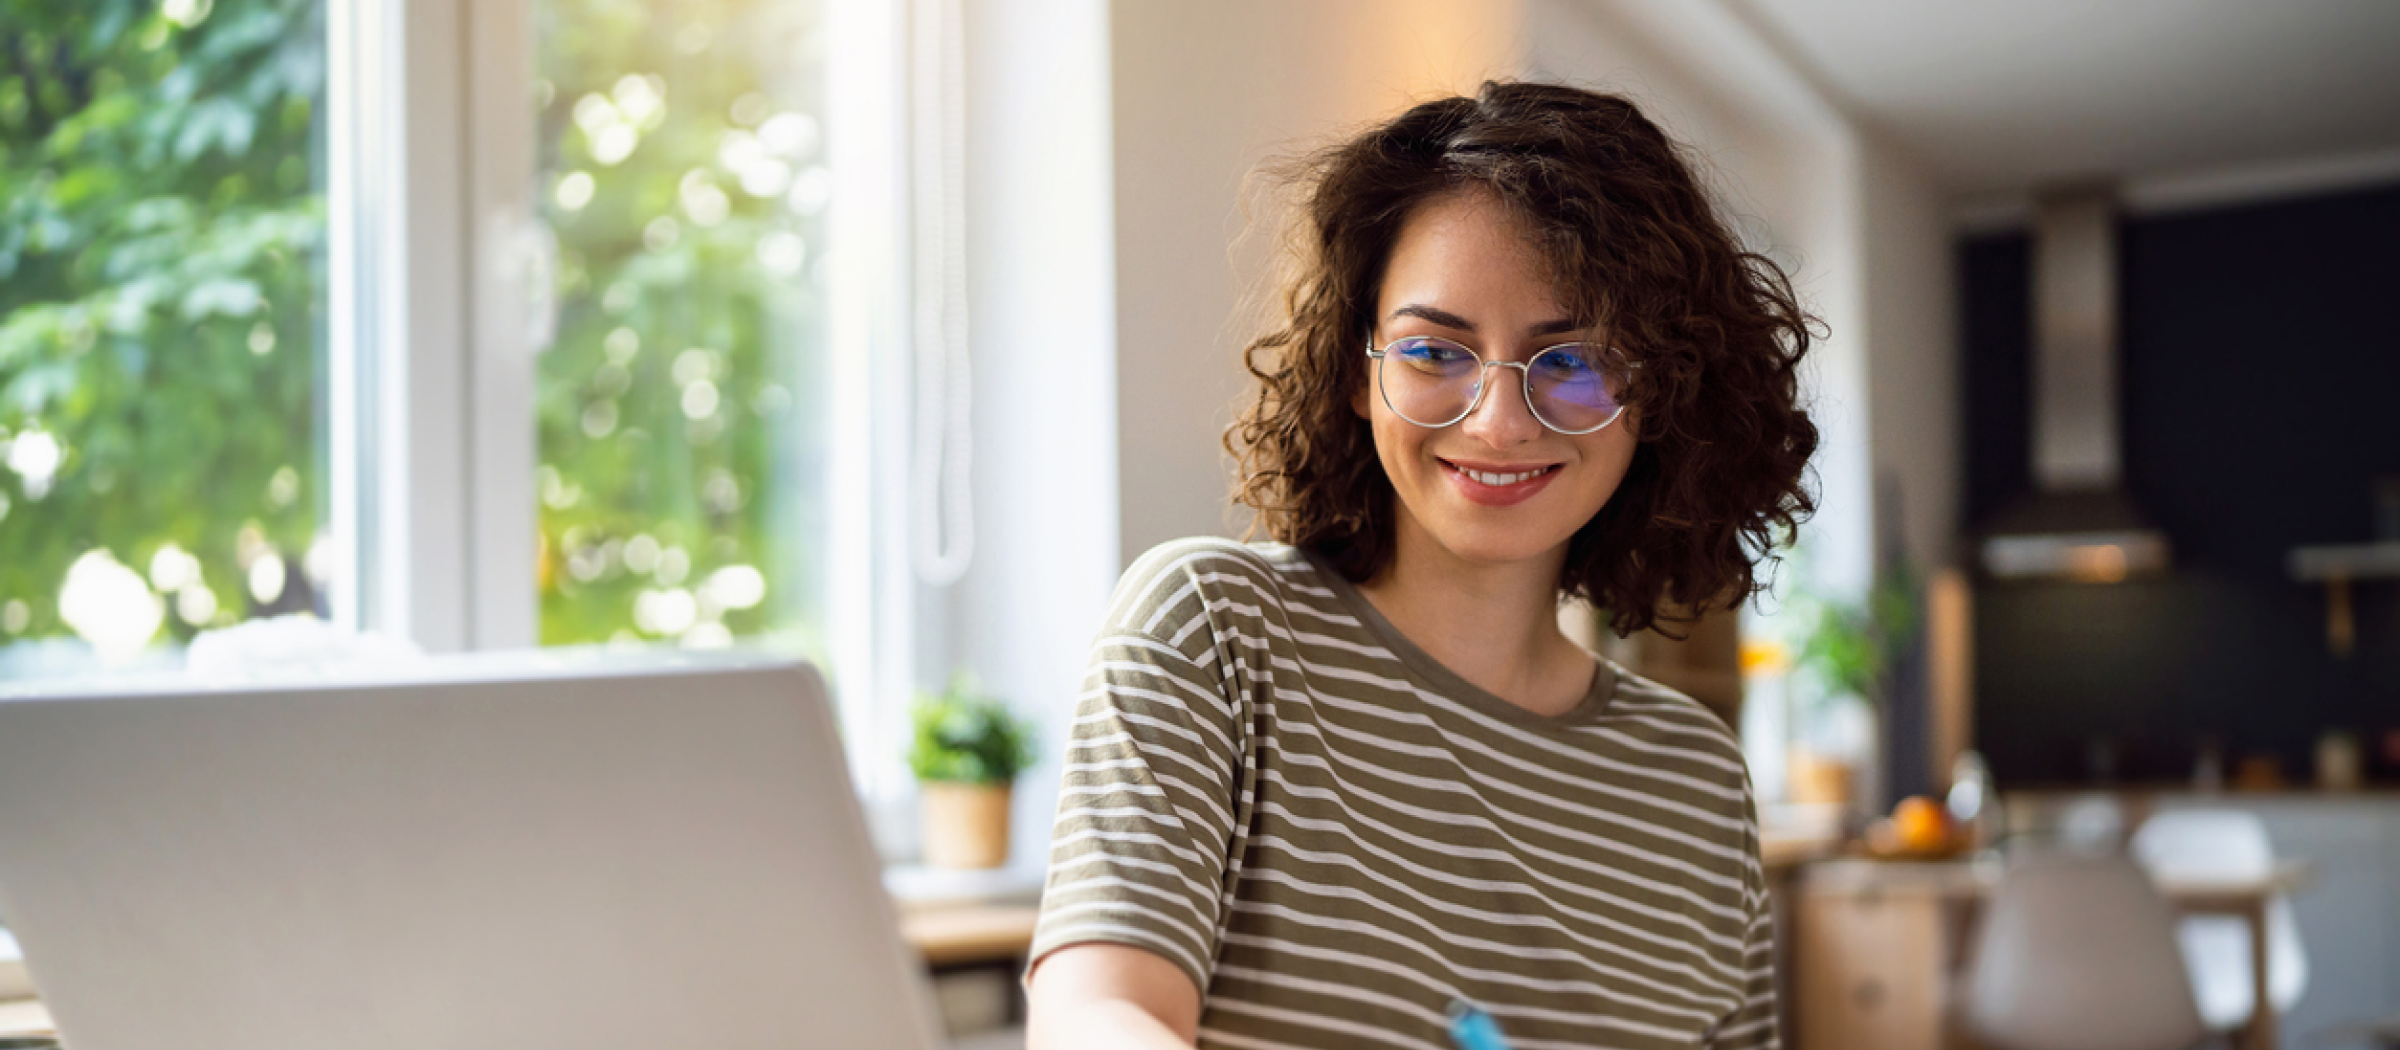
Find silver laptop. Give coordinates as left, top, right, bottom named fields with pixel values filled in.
left=0, top=653, right=944, bottom=1050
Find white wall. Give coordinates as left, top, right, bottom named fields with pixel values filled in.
left=946, top=0, right=1122, bottom=872
left=1857, top=131, right=1959, bottom=572
left=1108, top=0, right=1527, bottom=562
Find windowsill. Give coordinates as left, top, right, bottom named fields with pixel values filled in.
left=883, top=863, right=1045, bottom=915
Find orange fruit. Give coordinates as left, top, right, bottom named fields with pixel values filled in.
left=1892, top=795, right=1954, bottom=853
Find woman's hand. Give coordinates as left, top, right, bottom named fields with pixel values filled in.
left=1025, top=943, right=1203, bottom=1049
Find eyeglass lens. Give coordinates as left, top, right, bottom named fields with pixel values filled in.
left=1378, top=336, right=1625, bottom=433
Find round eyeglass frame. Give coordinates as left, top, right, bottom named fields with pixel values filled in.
left=1365, top=335, right=1633, bottom=436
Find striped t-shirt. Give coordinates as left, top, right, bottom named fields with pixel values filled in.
left=1031, top=538, right=1778, bottom=1049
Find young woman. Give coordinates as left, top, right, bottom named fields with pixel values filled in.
left=1025, top=81, right=1817, bottom=1050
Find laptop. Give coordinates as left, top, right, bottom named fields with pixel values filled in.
left=0, top=652, right=945, bottom=1050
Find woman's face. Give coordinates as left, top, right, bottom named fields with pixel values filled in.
left=1355, top=189, right=1639, bottom=574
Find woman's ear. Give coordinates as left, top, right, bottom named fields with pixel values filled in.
left=1352, top=378, right=1372, bottom=420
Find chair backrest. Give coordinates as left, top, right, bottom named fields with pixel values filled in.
left=2056, top=793, right=2130, bottom=852
left=1962, top=850, right=2207, bottom=1050
left=2130, top=809, right=2273, bottom=880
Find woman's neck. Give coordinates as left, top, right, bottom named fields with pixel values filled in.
left=1353, top=520, right=1593, bottom=718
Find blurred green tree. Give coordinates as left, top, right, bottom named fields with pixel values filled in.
left=532, top=0, right=829, bottom=651
left=0, top=0, right=327, bottom=655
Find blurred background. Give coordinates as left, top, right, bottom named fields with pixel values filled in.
left=1, top=0, right=2395, bottom=1046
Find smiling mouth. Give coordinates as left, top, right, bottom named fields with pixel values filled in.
left=1440, top=460, right=1562, bottom=486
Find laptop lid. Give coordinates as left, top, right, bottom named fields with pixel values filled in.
left=0, top=653, right=943, bottom=1050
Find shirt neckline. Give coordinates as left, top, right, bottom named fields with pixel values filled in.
left=1301, top=549, right=1616, bottom=729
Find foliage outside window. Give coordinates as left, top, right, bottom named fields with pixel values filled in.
left=0, top=0, right=327, bottom=672
left=534, top=0, right=832, bottom=656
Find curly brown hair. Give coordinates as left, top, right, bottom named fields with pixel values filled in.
left=1227, top=81, right=1819, bottom=636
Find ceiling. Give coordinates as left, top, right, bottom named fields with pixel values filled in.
left=1735, top=0, right=2400, bottom=196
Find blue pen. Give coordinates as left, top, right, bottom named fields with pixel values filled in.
left=1447, top=999, right=1513, bottom=1050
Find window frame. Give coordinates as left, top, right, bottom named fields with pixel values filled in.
left=328, top=0, right=519, bottom=649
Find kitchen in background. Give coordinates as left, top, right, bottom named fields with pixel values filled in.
left=1961, top=179, right=2400, bottom=1045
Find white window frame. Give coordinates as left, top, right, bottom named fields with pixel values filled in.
left=327, top=0, right=915, bottom=802
left=328, top=0, right=528, bottom=651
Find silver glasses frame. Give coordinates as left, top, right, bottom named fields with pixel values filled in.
left=1366, top=335, right=1633, bottom=435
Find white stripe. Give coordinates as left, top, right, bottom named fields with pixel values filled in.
left=1033, top=918, right=1209, bottom=985
left=1227, top=892, right=1734, bottom=1017
left=1251, top=787, right=1748, bottom=956
left=1043, top=841, right=1223, bottom=906
left=1061, top=727, right=1235, bottom=818
left=1206, top=996, right=1441, bottom=1050
left=1260, top=727, right=1748, bottom=907
left=1299, top=659, right=1752, bottom=816
left=1047, top=813, right=1214, bottom=871
left=1044, top=871, right=1217, bottom=927
left=1071, top=700, right=1234, bottom=779
left=1060, top=709, right=1228, bottom=791
left=1077, top=674, right=1241, bottom=759
left=1166, top=602, right=1754, bottom=805
left=1056, top=771, right=1233, bottom=840
left=1278, top=695, right=1754, bottom=866
left=1212, top=963, right=1459, bottom=1041
left=1191, top=1026, right=1316, bottom=1050
left=1215, top=934, right=1718, bottom=1033
left=1140, top=577, right=1200, bottom=636
left=1711, top=1011, right=1776, bottom=1043
left=1092, top=642, right=1235, bottom=711
left=1240, top=837, right=1745, bottom=993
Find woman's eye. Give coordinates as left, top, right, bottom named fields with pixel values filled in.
left=1397, top=339, right=1463, bottom=362
left=1537, top=350, right=1595, bottom=376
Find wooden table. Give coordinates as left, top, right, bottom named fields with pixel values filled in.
left=0, top=901, right=1045, bottom=1044
left=1793, top=858, right=2309, bottom=1050
left=902, top=903, right=1042, bottom=969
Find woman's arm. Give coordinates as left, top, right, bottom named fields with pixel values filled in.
left=1026, top=943, right=1203, bottom=1049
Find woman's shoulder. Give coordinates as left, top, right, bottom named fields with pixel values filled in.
left=1589, top=661, right=1756, bottom=798
left=1104, top=536, right=1324, bottom=642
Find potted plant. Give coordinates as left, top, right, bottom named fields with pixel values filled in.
left=1787, top=567, right=1919, bottom=814
left=907, top=675, right=1038, bottom=869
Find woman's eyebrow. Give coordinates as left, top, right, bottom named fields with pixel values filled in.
left=1389, top=303, right=1474, bottom=331
left=1389, top=304, right=1583, bottom=337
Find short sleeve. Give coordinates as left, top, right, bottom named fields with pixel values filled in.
left=1027, top=627, right=1245, bottom=996
left=1706, top=862, right=1782, bottom=1048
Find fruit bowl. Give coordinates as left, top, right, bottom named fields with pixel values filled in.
left=1858, top=824, right=1973, bottom=861
left=1859, top=795, right=1973, bottom=861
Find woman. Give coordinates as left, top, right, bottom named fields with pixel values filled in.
left=1026, top=81, right=1817, bottom=1050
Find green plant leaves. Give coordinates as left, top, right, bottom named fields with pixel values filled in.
left=907, top=676, right=1037, bottom=785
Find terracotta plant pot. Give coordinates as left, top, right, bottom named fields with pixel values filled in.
left=920, top=780, right=1013, bottom=869
left=1787, top=749, right=1854, bottom=809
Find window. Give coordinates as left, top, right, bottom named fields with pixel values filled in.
left=2, top=0, right=918, bottom=790
left=0, top=0, right=333, bottom=674
left=0, top=0, right=921, bottom=796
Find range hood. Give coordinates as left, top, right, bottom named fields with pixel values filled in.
left=1978, top=186, right=2171, bottom=582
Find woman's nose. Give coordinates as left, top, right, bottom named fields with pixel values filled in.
left=1460, top=364, right=1542, bottom=447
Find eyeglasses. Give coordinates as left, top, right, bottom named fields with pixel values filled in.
left=1366, top=334, right=1632, bottom=435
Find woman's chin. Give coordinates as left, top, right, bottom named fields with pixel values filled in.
left=1415, top=521, right=1575, bottom=571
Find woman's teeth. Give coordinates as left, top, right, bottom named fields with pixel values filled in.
left=1461, top=466, right=1552, bottom=486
